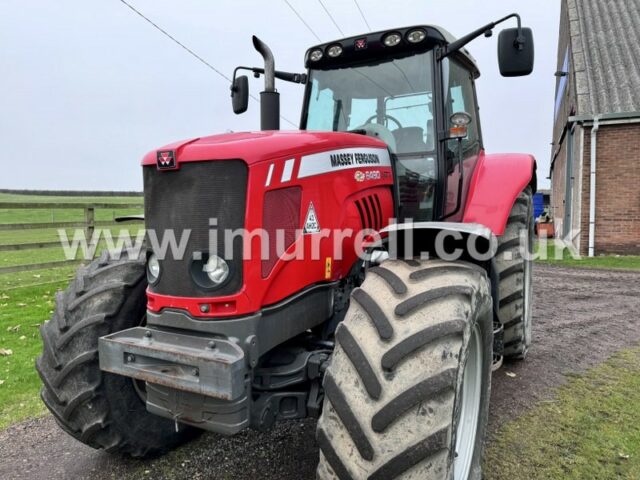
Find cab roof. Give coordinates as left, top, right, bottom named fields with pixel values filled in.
left=305, top=25, right=479, bottom=76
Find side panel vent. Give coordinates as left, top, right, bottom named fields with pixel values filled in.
left=355, top=194, right=382, bottom=231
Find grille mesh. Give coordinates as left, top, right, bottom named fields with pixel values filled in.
left=262, top=187, right=302, bottom=278
left=143, top=160, right=247, bottom=297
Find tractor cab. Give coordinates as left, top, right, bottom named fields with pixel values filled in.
left=301, top=26, right=481, bottom=222
left=232, top=18, right=533, bottom=222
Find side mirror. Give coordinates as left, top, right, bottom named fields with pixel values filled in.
left=498, top=27, right=534, bottom=77
left=231, top=75, right=249, bottom=114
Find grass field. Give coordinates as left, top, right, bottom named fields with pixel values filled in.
left=0, top=192, right=142, bottom=427
left=485, top=347, right=640, bottom=479
left=536, top=241, right=640, bottom=270
left=0, top=192, right=143, bottom=270
left=0, top=281, right=68, bottom=428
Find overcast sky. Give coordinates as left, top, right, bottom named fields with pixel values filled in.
left=1, top=0, right=560, bottom=190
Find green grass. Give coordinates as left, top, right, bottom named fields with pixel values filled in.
left=0, top=194, right=142, bottom=227
left=0, top=192, right=143, bottom=272
left=0, top=281, right=69, bottom=428
left=0, top=192, right=141, bottom=204
left=0, top=267, right=76, bottom=292
left=535, top=241, right=640, bottom=271
left=0, top=207, right=142, bottom=226
left=485, top=347, right=640, bottom=480
left=0, top=193, right=144, bottom=428
left=0, top=228, right=143, bottom=266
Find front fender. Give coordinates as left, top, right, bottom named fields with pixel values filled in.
left=463, top=153, right=536, bottom=236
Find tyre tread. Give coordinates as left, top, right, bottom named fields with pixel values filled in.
left=36, top=248, right=193, bottom=457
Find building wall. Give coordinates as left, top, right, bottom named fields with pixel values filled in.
left=552, top=0, right=574, bottom=141
left=551, top=124, right=584, bottom=244
left=551, top=0, right=640, bottom=256
left=572, top=125, right=585, bottom=251
left=551, top=135, right=567, bottom=232
left=550, top=0, right=580, bottom=239
left=580, top=123, right=640, bottom=255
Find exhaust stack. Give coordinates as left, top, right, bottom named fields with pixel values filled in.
left=252, top=36, right=280, bottom=131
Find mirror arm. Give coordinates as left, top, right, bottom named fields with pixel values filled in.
left=442, top=13, right=523, bottom=58
left=232, top=66, right=307, bottom=86
left=251, top=68, right=307, bottom=84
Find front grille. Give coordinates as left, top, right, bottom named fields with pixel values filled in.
left=143, top=160, right=248, bottom=297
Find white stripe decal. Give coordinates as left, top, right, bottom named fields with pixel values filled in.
left=265, top=164, right=274, bottom=187
left=281, top=158, right=295, bottom=182
left=298, top=147, right=391, bottom=179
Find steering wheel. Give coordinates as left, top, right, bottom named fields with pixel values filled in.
left=365, top=114, right=403, bottom=130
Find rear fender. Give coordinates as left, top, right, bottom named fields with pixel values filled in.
left=463, top=153, right=537, bottom=236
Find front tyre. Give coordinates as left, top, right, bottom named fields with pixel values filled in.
left=36, top=249, right=196, bottom=457
left=317, top=260, right=493, bottom=480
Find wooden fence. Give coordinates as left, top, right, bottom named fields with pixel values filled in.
left=0, top=202, right=144, bottom=275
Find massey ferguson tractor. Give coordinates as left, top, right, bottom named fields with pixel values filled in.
left=38, top=13, right=536, bottom=480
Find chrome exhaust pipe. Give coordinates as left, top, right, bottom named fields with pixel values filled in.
left=252, top=35, right=280, bottom=130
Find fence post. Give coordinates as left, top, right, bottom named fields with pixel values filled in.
left=85, top=206, right=95, bottom=260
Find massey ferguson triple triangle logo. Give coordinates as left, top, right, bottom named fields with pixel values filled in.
left=156, top=150, right=177, bottom=170
left=355, top=38, right=367, bottom=50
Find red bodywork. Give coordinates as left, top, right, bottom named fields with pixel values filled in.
left=142, top=131, right=535, bottom=318
left=142, top=131, right=395, bottom=318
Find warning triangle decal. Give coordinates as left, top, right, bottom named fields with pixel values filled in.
left=304, top=202, right=320, bottom=234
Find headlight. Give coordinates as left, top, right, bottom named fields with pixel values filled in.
left=383, top=32, right=402, bottom=47
left=406, top=28, right=427, bottom=44
left=326, top=44, right=343, bottom=58
left=309, top=49, right=323, bottom=62
left=203, top=254, right=229, bottom=285
left=147, top=254, right=160, bottom=284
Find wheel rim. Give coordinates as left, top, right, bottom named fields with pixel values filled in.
left=454, top=324, right=483, bottom=480
left=523, top=256, right=532, bottom=345
left=522, top=215, right=534, bottom=347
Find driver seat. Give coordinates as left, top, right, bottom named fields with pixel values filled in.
left=393, top=126, right=429, bottom=154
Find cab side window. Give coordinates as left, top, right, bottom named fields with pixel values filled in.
left=442, top=58, right=481, bottom=218
left=444, top=58, right=480, bottom=154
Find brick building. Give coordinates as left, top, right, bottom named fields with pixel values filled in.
left=550, top=0, right=640, bottom=255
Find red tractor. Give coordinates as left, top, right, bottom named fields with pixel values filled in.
left=38, top=14, right=536, bottom=480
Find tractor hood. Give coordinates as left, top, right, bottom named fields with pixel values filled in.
left=142, top=130, right=388, bottom=167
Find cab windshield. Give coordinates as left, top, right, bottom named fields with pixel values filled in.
left=304, top=51, right=437, bottom=221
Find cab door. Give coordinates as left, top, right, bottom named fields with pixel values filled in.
left=441, top=56, right=482, bottom=220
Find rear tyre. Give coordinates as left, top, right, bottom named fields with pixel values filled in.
left=495, top=187, right=534, bottom=360
left=36, top=249, right=196, bottom=457
left=316, top=259, right=493, bottom=479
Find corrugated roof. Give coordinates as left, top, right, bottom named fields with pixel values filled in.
left=568, top=0, right=640, bottom=115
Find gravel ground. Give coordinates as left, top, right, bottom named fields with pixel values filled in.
left=1, top=264, right=639, bottom=480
